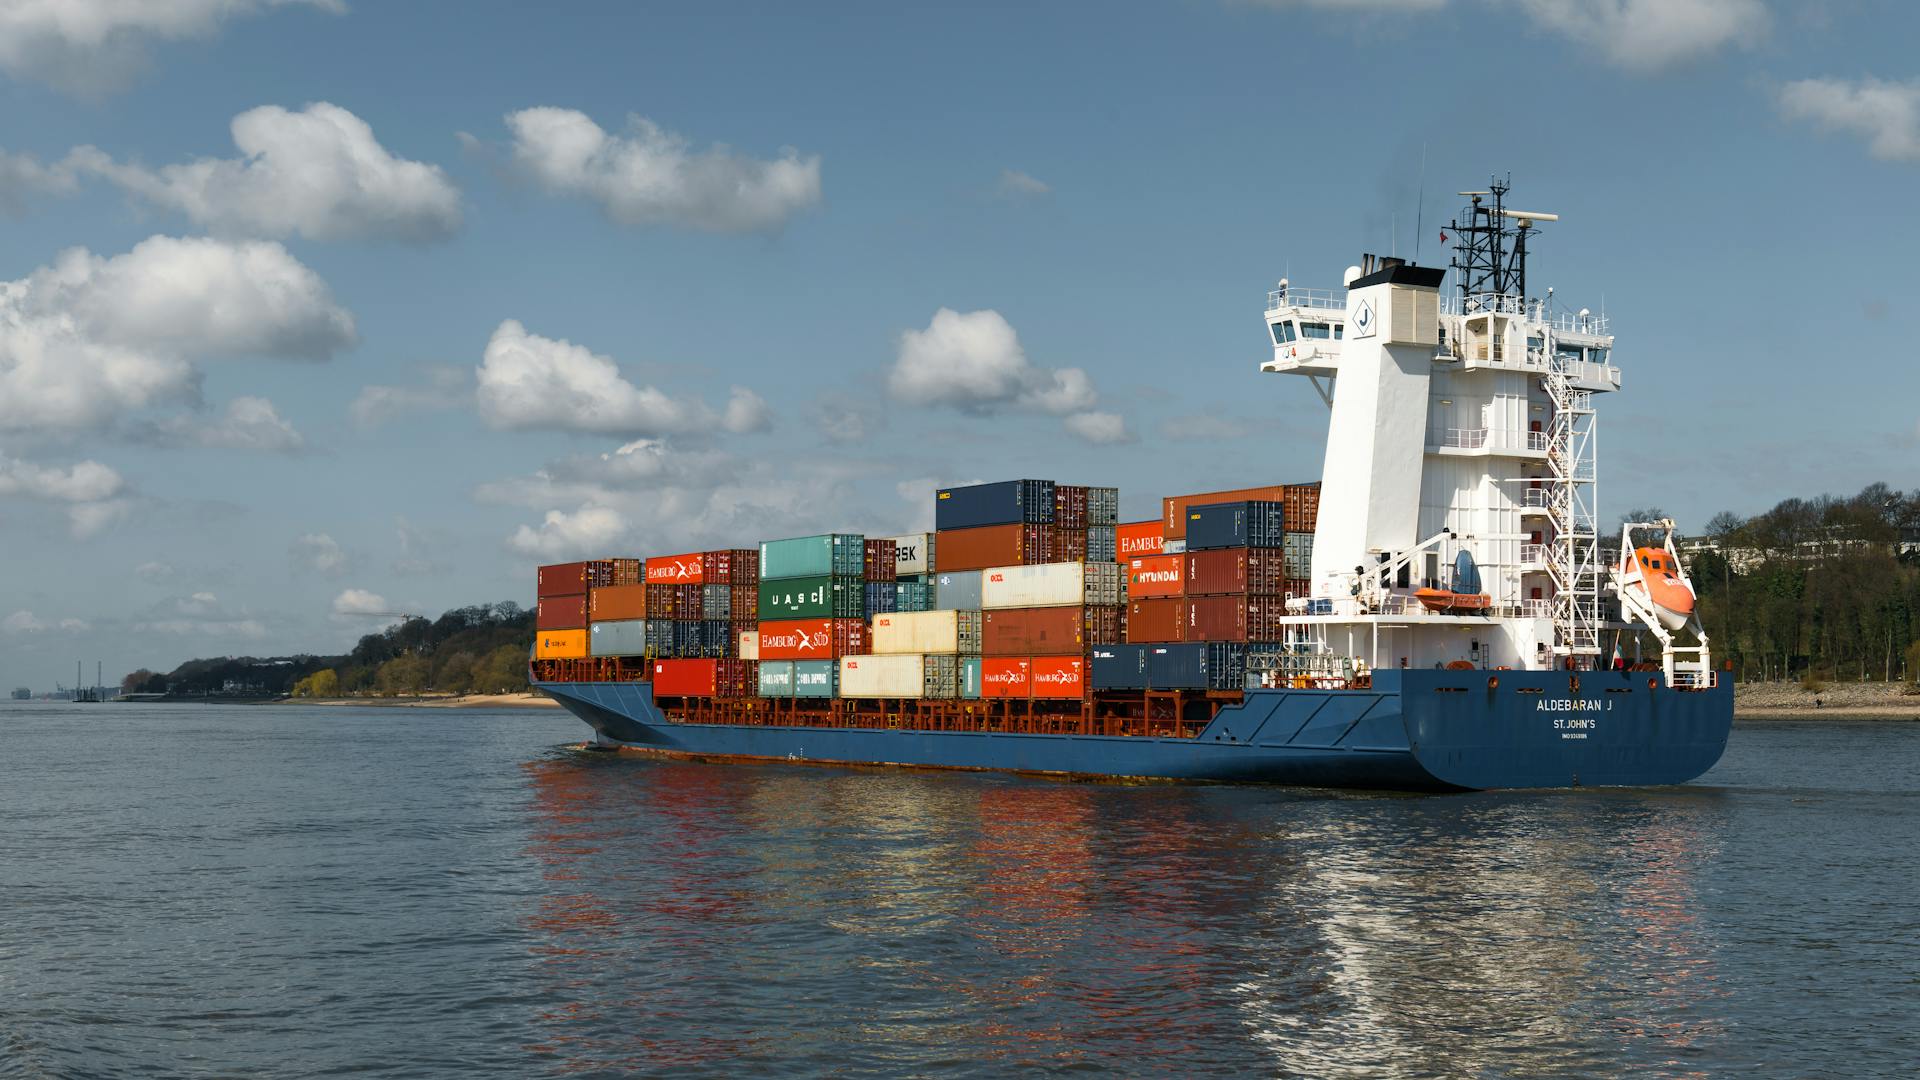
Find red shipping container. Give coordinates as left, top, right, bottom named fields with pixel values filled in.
left=645, top=583, right=679, bottom=619
left=983, top=607, right=1085, bottom=656
left=980, top=657, right=1031, bottom=698
left=1053, top=485, right=1089, bottom=529
left=1163, top=484, right=1291, bottom=540
left=651, top=658, right=753, bottom=698
left=1185, top=596, right=1249, bottom=641
left=645, top=553, right=706, bottom=584
left=935, top=524, right=1053, bottom=571
left=863, top=539, right=897, bottom=582
left=1285, top=577, right=1311, bottom=598
left=537, top=561, right=588, bottom=598
left=1283, top=483, right=1320, bottom=533
left=1030, top=655, right=1087, bottom=699
left=598, top=558, right=643, bottom=587
left=673, top=584, right=703, bottom=621
left=537, top=593, right=587, bottom=629
left=1127, top=553, right=1186, bottom=598
left=1055, top=528, right=1088, bottom=563
left=1185, top=548, right=1288, bottom=597
left=700, top=549, right=736, bottom=584
left=758, top=618, right=867, bottom=660
left=1115, top=521, right=1164, bottom=560
left=1126, top=598, right=1186, bottom=643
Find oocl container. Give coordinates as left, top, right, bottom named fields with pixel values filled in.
left=1126, top=554, right=1186, bottom=598
left=758, top=576, right=864, bottom=620
left=760, top=534, right=865, bottom=580
left=870, top=610, right=982, bottom=655
left=645, top=553, right=706, bottom=584
left=980, top=657, right=1031, bottom=698
left=589, top=584, right=648, bottom=622
left=589, top=619, right=648, bottom=657
left=888, top=533, right=935, bottom=576
left=537, top=594, right=587, bottom=630
left=1115, top=521, right=1164, bottom=560
left=935, top=479, right=1055, bottom=531
left=758, top=618, right=867, bottom=660
left=537, top=561, right=589, bottom=598
left=1163, top=484, right=1290, bottom=540
left=838, top=654, right=929, bottom=699
left=981, top=561, right=1123, bottom=609
left=535, top=628, right=588, bottom=659
left=1030, top=656, right=1086, bottom=699
left=982, top=607, right=1085, bottom=655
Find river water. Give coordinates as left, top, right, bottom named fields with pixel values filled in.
left=1, top=703, right=1915, bottom=1078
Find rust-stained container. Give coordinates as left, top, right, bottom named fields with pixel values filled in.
left=982, top=606, right=1085, bottom=656
left=758, top=618, right=867, bottom=660
left=644, top=583, right=678, bottom=620
left=537, top=561, right=588, bottom=598
left=1115, top=521, right=1163, bottom=561
left=1126, top=598, right=1186, bottom=643
left=1054, top=528, right=1088, bottom=562
left=1030, top=655, right=1087, bottom=699
left=935, top=524, right=1053, bottom=572
left=1285, top=577, right=1312, bottom=599
left=1182, top=596, right=1289, bottom=642
left=673, top=584, right=702, bottom=621
left=863, top=539, right=897, bottom=582
left=1163, top=484, right=1290, bottom=540
left=589, top=584, right=648, bottom=622
left=1127, top=553, right=1186, bottom=598
left=645, top=552, right=706, bottom=585
left=537, top=594, right=587, bottom=630
left=1083, top=604, right=1124, bottom=646
left=535, top=628, right=588, bottom=659
left=1185, top=548, right=1288, bottom=596
left=1284, top=483, right=1320, bottom=533
left=730, top=583, right=758, bottom=621
left=980, top=657, right=1031, bottom=698
left=699, top=548, right=754, bottom=585
left=594, top=558, right=643, bottom=587
left=1053, top=484, right=1089, bottom=529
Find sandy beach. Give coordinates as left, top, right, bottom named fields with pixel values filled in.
left=291, top=692, right=560, bottom=709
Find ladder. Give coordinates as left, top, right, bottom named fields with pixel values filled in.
left=1542, top=330, right=1602, bottom=664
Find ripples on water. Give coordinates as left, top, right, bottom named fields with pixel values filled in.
left=1, top=705, right=1915, bottom=1078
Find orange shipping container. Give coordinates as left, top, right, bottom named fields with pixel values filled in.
left=980, top=657, right=1031, bottom=698
left=1115, top=521, right=1164, bottom=560
left=1127, top=553, right=1186, bottom=598
left=1030, top=655, right=1086, bottom=699
left=1163, top=484, right=1291, bottom=540
left=589, top=584, right=648, bottom=621
left=645, top=553, right=706, bottom=584
left=535, top=628, right=588, bottom=659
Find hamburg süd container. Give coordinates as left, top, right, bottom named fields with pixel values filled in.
left=982, top=607, right=1085, bottom=656
left=1185, top=500, right=1286, bottom=551
left=537, top=594, right=587, bottom=630
left=535, top=628, right=589, bottom=659
left=758, top=618, right=868, bottom=660
left=888, top=533, right=935, bottom=576
left=1127, top=553, right=1186, bottom=598
left=758, top=575, right=864, bottom=620
left=589, top=619, right=648, bottom=657
left=1185, top=548, right=1287, bottom=596
left=934, top=524, right=1054, bottom=572
left=758, top=659, right=795, bottom=696
left=935, top=479, right=1055, bottom=532
left=1163, top=484, right=1290, bottom=540
left=870, top=610, right=982, bottom=656
left=932, top=570, right=982, bottom=611
left=646, top=553, right=705, bottom=584
left=589, top=584, right=648, bottom=622
left=980, top=560, right=1124, bottom=609
left=838, top=654, right=930, bottom=699
left=1091, top=644, right=1150, bottom=690
left=760, top=534, right=865, bottom=581
left=980, top=657, right=1030, bottom=698
left=537, top=561, right=589, bottom=598
left=1030, top=655, right=1086, bottom=698
left=1115, top=521, right=1164, bottom=560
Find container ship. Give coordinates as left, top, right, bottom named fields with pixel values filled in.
left=531, top=182, right=1732, bottom=790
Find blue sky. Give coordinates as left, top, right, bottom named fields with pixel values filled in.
left=1, top=0, right=1915, bottom=690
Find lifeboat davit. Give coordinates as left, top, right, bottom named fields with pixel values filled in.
left=1414, top=549, right=1491, bottom=613
left=1627, top=546, right=1695, bottom=631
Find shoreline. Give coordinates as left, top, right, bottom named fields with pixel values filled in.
left=288, top=692, right=560, bottom=709
left=1734, top=682, right=1920, bottom=721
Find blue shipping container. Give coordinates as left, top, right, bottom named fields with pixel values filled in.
left=1186, top=500, right=1286, bottom=551
left=935, top=479, right=1056, bottom=531
left=1091, top=644, right=1150, bottom=690
left=865, top=581, right=898, bottom=615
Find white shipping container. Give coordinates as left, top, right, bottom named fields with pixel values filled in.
left=888, top=532, right=934, bottom=576
left=980, top=561, right=1123, bottom=609
left=837, top=654, right=929, bottom=699
left=737, top=629, right=759, bottom=661
left=869, top=610, right=980, bottom=655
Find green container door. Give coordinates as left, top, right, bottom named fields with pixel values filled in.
left=960, top=656, right=982, bottom=699
left=760, top=534, right=865, bottom=580
left=758, top=660, right=796, bottom=697
left=793, top=659, right=838, bottom=698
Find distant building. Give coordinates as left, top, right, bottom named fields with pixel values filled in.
left=1681, top=529, right=1920, bottom=573
left=10, top=687, right=29, bottom=700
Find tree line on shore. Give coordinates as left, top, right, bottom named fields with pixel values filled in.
left=122, top=603, right=533, bottom=699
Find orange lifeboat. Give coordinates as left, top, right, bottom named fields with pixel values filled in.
left=1414, top=587, right=1492, bottom=613
left=1626, top=546, right=1695, bottom=631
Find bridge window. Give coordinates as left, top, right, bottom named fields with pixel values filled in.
left=1301, top=322, right=1333, bottom=339
left=1589, top=346, right=1609, bottom=365
left=1270, top=321, right=1296, bottom=344
left=1555, top=342, right=1584, bottom=363
left=1333, top=324, right=1344, bottom=340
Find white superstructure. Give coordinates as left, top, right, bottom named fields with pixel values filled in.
left=1257, top=182, right=1689, bottom=679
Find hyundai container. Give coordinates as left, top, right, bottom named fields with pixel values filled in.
left=1126, top=553, right=1186, bottom=598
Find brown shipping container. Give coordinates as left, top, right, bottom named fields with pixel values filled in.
left=863, top=539, right=897, bottom=582
left=1126, top=598, right=1186, bottom=643
left=730, top=583, right=758, bottom=621
left=1083, top=604, right=1124, bottom=646
left=537, top=593, right=587, bottom=630
left=1055, top=528, right=1088, bottom=563
left=983, top=607, right=1085, bottom=656
left=936, top=524, right=1053, bottom=572
left=1285, top=577, right=1312, bottom=599
left=673, top=584, right=702, bottom=621
left=1283, top=483, right=1321, bottom=533
left=590, top=584, right=648, bottom=622
left=537, top=561, right=588, bottom=598
left=1163, top=484, right=1291, bottom=540
left=1183, top=596, right=1288, bottom=642
left=599, top=558, right=643, bottom=587
left=645, top=583, right=678, bottom=619
left=1054, top=484, right=1089, bottom=529
left=1186, top=549, right=1288, bottom=597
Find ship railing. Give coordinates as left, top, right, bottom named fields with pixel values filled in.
left=1442, top=294, right=1611, bottom=335
left=1521, top=598, right=1552, bottom=618
left=1522, top=487, right=1550, bottom=508
left=1266, top=286, right=1346, bottom=311
left=1526, top=430, right=1549, bottom=451
left=1437, top=427, right=1548, bottom=453
left=1670, top=669, right=1719, bottom=689
left=1443, top=427, right=1488, bottom=449
left=1520, top=543, right=1549, bottom=567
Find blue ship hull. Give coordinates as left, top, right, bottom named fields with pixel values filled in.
left=536, top=669, right=1733, bottom=791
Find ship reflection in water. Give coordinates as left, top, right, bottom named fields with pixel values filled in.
left=520, top=757, right=1727, bottom=1075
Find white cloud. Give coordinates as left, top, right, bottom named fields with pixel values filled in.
left=0, top=146, right=98, bottom=211
left=2, top=610, right=44, bottom=633
left=350, top=365, right=470, bottom=427
left=506, top=506, right=630, bottom=560
left=890, top=308, right=1098, bottom=416
left=58, top=617, right=90, bottom=632
left=138, top=396, right=305, bottom=452
left=811, top=394, right=887, bottom=445
left=996, top=169, right=1051, bottom=198
left=67, top=500, right=131, bottom=538
left=501, top=107, right=822, bottom=232
left=1779, top=77, right=1920, bottom=162
left=475, top=319, right=770, bottom=437
left=1063, top=411, right=1135, bottom=445
left=134, top=591, right=267, bottom=637
left=75, top=103, right=462, bottom=242
left=0, top=451, right=131, bottom=537
left=1506, top=0, right=1768, bottom=68
left=0, top=235, right=356, bottom=437
left=292, top=532, right=350, bottom=577
left=0, top=0, right=343, bottom=97
left=331, top=588, right=394, bottom=618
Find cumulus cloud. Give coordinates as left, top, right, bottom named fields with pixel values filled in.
left=68, top=103, right=463, bottom=242
left=0, top=451, right=131, bottom=537
left=135, top=396, right=306, bottom=452
left=506, top=506, right=630, bottom=560
left=499, top=107, right=822, bottom=232
left=350, top=365, right=471, bottom=427
left=134, top=591, right=267, bottom=638
left=1063, top=411, right=1136, bottom=445
left=1779, top=77, right=1920, bottom=162
left=2, top=610, right=44, bottom=633
left=1506, top=0, right=1768, bottom=67
left=0, top=146, right=98, bottom=211
left=890, top=308, right=1098, bottom=416
left=811, top=394, right=888, bottom=445
left=292, top=532, right=350, bottom=577
left=0, top=0, right=343, bottom=97
left=996, top=169, right=1051, bottom=199
left=475, top=319, right=771, bottom=437
left=331, top=588, right=391, bottom=617
left=0, top=235, right=356, bottom=438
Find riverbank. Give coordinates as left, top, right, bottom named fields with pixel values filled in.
left=290, top=692, right=560, bottom=709
left=1736, top=681, right=1920, bottom=720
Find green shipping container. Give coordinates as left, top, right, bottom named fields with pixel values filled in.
left=960, top=656, right=982, bottom=699
left=758, top=575, right=865, bottom=620
left=758, top=660, right=796, bottom=697
left=760, top=533, right=865, bottom=580
left=793, top=659, right=838, bottom=698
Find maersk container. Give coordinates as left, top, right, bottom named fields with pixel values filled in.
left=960, top=656, right=982, bottom=699
left=888, top=533, right=934, bottom=576
left=933, top=570, right=982, bottom=611
left=864, top=581, right=898, bottom=616
left=1185, top=500, right=1287, bottom=551
left=760, top=534, right=865, bottom=580
left=1087, top=525, right=1117, bottom=562
left=589, top=618, right=649, bottom=657
left=935, top=479, right=1055, bottom=531
left=758, top=659, right=795, bottom=697
left=1091, top=644, right=1150, bottom=690
left=980, top=561, right=1123, bottom=609
left=870, top=610, right=982, bottom=656
left=759, top=575, right=864, bottom=620
left=793, top=659, right=837, bottom=698
left=838, top=654, right=928, bottom=699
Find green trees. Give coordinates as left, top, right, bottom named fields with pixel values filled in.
left=375, top=654, right=430, bottom=696
left=470, top=645, right=530, bottom=694
left=290, top=669, right=341, bottom=698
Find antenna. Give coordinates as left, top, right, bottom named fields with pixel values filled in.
left=1446, top=175, right=1557, bottom=303
left=1415, top=142, right=1428, bottom=263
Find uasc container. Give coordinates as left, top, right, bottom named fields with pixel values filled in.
left=838, top=654, right=929, bottom=699
left=758, top=575, right=864, bottom=620
left=935, top=479, right=1055, bottom=531
left=870, top=610, right=982, bottom=655
left=981, top=561, right=1123, bottom=609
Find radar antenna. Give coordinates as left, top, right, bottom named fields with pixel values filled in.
left=1447, top=176, right=1556, bottom=304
